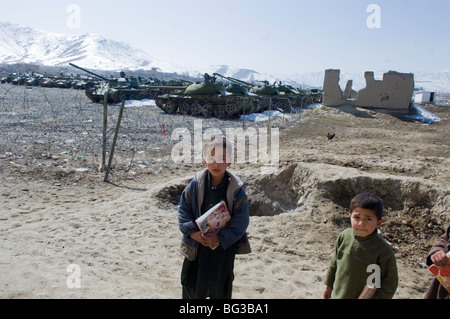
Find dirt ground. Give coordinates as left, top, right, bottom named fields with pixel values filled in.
left=0, top=84, right=449, bottom=299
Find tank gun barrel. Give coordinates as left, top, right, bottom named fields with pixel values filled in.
left=27, top=69, right=46, bottom=76
left=213, top=73, right=253, bottom=88
left=69, top=63, right=111, bottom=82
left=145, top=85, right=188, bottom=90
left=172, top=77, right=194, bottom=84
left=255, top=80, right=270, bottom=86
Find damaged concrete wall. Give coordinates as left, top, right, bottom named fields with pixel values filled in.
left=322, top=69, right=345, bottom=107
left=323, top=69, right=414, bottom=110
left=343, top=80, right=358, bottom=99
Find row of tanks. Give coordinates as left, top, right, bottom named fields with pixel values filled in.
left=2, top=63, right=323, bottom=118
left=0, top=64, right=188, bottom=104
left=68, top=64, right=322, bottom=115
left=154, top=73, right=322, bottom=118
left=0, top=70, right=98, bottom=89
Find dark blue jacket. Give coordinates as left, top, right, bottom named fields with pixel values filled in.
left=178, top=169, right=250, bottom=260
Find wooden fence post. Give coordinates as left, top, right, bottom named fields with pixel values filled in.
left=102, top=92, right=108, bottom=171
left=104, top=99, right=125, bottom=182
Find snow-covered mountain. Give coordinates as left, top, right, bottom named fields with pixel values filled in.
left=1, top=21, right=449, bottom=92
left=0, top=22, right=283, bottom=84
left=0, top=21, right=186, bottom=73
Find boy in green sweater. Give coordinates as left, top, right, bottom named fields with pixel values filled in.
left=323, top=193, right=398, bottom=299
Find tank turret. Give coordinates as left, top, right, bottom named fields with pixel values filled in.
left=213, top=73, right=290, bottom=112
left=213, top=73, right=250, bottom=95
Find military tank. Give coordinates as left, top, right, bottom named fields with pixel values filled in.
left=155, top=73, right=268, bottom=118
left=214, top=74, right=292, bottom=113
left=216, top=75, right=322, bottom=110
left=1, top=73, right=16, bottom=84
left=69, top=63, right=186, bottom=103
left=274, top=82, right=323, bottom=108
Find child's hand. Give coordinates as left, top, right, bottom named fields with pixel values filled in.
left=202, top=233, right=220, bottom=247
left=190, top=231, right=208, bottom=246
left=323, top=286, right=332, bottom=299
left=431, top=251, right=449, bottom=267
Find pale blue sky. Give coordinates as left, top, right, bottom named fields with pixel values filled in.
left=1, top=0, right=449, bottom=75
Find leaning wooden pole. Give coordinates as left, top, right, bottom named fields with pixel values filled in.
left=104, top=99, right=125, bottom=182
left=268, top=97, right=272, bottom=143
left=102, top=92, right=108, bottom=171
left=242, top=102, right=246, bottom=130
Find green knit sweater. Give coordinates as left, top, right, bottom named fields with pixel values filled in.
left=324, top=228, right=398, bottom=299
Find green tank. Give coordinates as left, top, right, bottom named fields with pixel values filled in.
left=217, top=76, right=322, bottom=111
left=69, top=63, right=185, bottom=103
left=274, top=82, right=323, bottom=109
left=250, top=80, right=280, bottom=96
left=155, top=73, right=264, bottom=118
left=216, top=74, right=292, bottom=113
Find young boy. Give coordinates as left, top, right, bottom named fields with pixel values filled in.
left=178, top=136, right=250, bottom=299
left=424, top=225, right=450, bottom=299
left=323, top=193, right=398, bottom=299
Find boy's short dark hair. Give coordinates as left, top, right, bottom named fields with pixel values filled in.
left=350, top=193, right=383, bottom=220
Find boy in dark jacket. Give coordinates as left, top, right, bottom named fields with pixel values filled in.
left=178, top=137, right=250, bottom=299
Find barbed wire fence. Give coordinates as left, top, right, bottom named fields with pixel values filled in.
left=0, top=84, right=188, bottom=179
left=0, top=83, right=296, bottom=181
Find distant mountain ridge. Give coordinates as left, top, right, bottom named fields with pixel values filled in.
left=0, top=22, right=179, bottom=72
left=1, top=21, right=449, bottom=92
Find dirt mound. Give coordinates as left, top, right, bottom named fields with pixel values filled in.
left=156, top=163, right=449, bottom=241
left=242, top=162, right=449, bottom=258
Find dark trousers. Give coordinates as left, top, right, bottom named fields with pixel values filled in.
left=181, top=244, right=236, bottom=299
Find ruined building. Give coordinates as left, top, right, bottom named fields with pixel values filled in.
left=323, top=69, right=414, bottom=111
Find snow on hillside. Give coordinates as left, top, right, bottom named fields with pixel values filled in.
left=0, top=22, right=185, bottom=73
left=1, top=22, right=449, bottom=92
